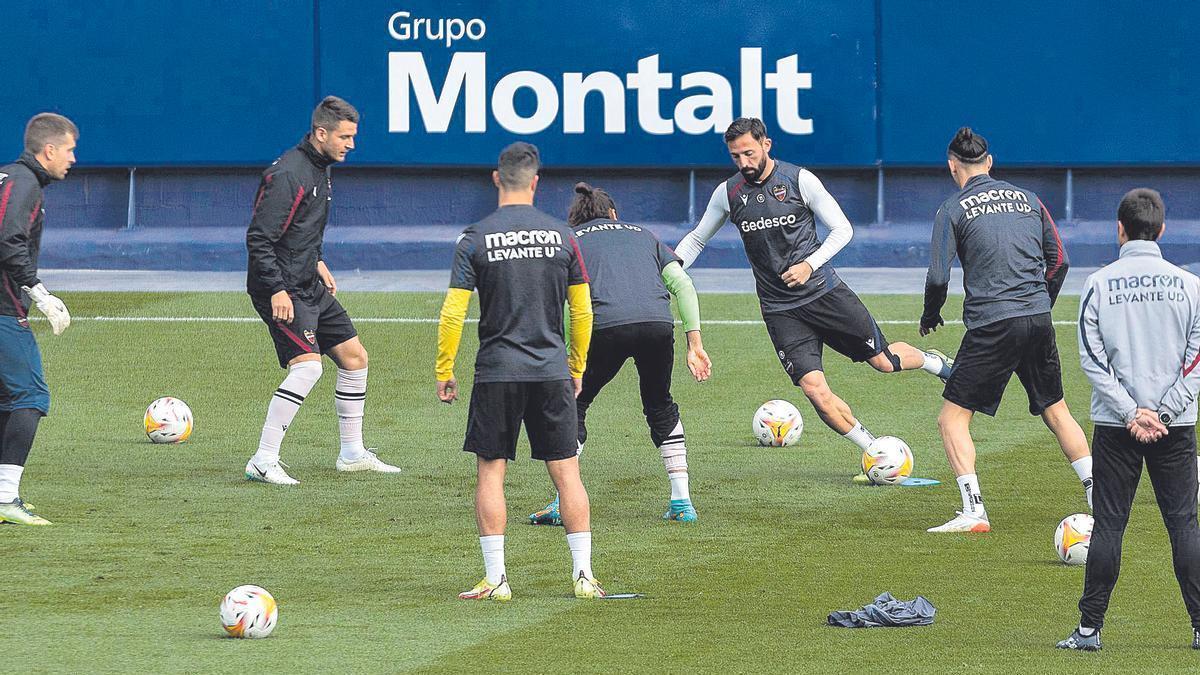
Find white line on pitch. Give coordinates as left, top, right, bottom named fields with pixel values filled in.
left=31, top=316, right=1077, bottom=326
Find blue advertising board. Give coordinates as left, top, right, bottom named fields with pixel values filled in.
left=1, top=1, right=1198, bottom=167
left=0, top=1, right=315, bottom=166
left=319, top=0, right=879, bottom=167
left=879, top=0, right=1200, bottom=166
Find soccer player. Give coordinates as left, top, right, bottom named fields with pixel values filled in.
left=922, top=127, right=1091, bottom=533
left=244, top=96, right=400, bottom=485
left=675, top=118, right=953, bottom=476
left=437, top=142, right=603, bottom=600
left=528, top=182, right=711, bottom=526
left=1058, top=189, right=1200, bottom=651
left=0, top=113, right=77, bottom=525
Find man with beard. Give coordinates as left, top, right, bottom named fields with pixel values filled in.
left=675, top=118, right=953, bottom=478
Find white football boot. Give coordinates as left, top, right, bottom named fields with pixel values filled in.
left=245, top=459, right=300, bottom=485
left=335, top=449, right=402, bottom=473
left=927, top=511, right=991, bottom=533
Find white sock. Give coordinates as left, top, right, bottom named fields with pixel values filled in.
left=0, top=464, right=24, bottom=502
left=957, top=473, right=985, bottom=517
left=335, top=367, right=368, bottom=461
left=253, top=361, right=322, bottom=465
left=566, top=531, right=593, bottom=580
left=480, top=534, right=505, bottom=585
left=1072, top=456, right=1094, bottom=509
left=843, top=422, right=875, bottom=452
left=669, top=473, right=690, bottom=501
left=921, top=351, right=950, bottom=377
left=1078, top=625, right=1097, bottom=636
left=659, top=420, right=689, bottom=500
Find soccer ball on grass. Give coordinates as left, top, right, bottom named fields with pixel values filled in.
left=861, top=436, right=914, bottom=485
left=752, top=400, right=804, bottom=447
left=220, top=585, right=278, bottom=638
left=144, top=397, right=193, bottom=444
left=1055, top=513, right=1093, bottom=565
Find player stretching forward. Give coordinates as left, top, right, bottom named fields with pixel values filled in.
left=437, top=143, right=604, bottom=600
left=528, top=182, right=711, bottom=526
left=675, top=118, right=952, bottom=473
left=922, top=127, right=1091, bottom=533
left=244, top=96, right=400, bottom=484
left=0, top=113, right=76, bottom=525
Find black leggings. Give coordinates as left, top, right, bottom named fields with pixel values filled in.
left=576, top=322, right=678, bottom=447
left=1080, top=425, right=1200, bottom=629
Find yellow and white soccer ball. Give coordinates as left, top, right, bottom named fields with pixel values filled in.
left=861, top=436, right=914, bottom=485
left=752, top=399, right=804, bottom=447
left=144, top=397, right=193, bottom=444
left=220, top=585, right=278, bottom=638
left=1055, top=513, right=1093, bottom=566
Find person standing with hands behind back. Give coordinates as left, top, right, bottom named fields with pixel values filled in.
left=1058, top=188, right=1200, bottom=651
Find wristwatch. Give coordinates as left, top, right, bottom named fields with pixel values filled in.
left=1159, top=410, right=1173, bottom=425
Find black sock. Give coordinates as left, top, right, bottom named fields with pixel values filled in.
left=0, top=411, right=9, bottom=456
left=0, top=409, right=41, bottom=467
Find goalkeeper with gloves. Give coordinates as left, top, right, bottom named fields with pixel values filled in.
left=0, top=113, right=78, bottom=525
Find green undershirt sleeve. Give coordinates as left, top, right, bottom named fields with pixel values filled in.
left=662, top=261, right=701, bottom=333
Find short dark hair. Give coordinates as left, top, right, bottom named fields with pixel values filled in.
left=497, top=142, right=540, bottom=191
left=567, top=182, right=617, bottom=226
left=724, top=117, right=767, bottom=144
left=312, top=96, right=359, bottom=132
left=1117, top=188, right=1165, bottom=241
left=24, top=113, right=78, bottom=154
left=947, top=126, right=988, bottom=164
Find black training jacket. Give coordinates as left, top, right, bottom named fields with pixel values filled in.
left=246, top=137, right=335, bottom=298
left=0, top=152, right=53, bottom=320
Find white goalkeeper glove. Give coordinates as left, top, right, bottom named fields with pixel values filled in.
left=21, top=283, right=70, bottom=335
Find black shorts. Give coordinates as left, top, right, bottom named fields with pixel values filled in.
left=762, top=282, right=886, bottom=383
left=943, top=312, right=1064, bottom=417
left=250, top=284, right=358, bottom=369
left=464, top=380, right=578, bottom=462
left=576, top=321, right=679, bottom=447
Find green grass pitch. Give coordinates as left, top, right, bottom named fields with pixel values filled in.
left=4, top=291, right=1198, bottom=672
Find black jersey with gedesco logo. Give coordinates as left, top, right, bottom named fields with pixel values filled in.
left=725, top=159, right=840, bottom=312
left=450, top=205, right=589, bottom=383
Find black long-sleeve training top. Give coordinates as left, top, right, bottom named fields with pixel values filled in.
left=246, top=137, right=335, bottom=298
left=924, top=173, right=1068, bottom=330
left=0, top=152, right=54, bottom=320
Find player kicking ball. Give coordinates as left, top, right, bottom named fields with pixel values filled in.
left=438, top=143, right=604, bottom=600
left=243, top=96, right=400, bottom=485
left=528, top=183, right=711, bottom=526
left=674, top=118, right=953, bottom=476
left=922, top=127, right=1091, bottom=533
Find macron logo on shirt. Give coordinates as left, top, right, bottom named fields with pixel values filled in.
left=958, top=188, right=1033, bottom=220
left=484, top=229, right=563, bottom=262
